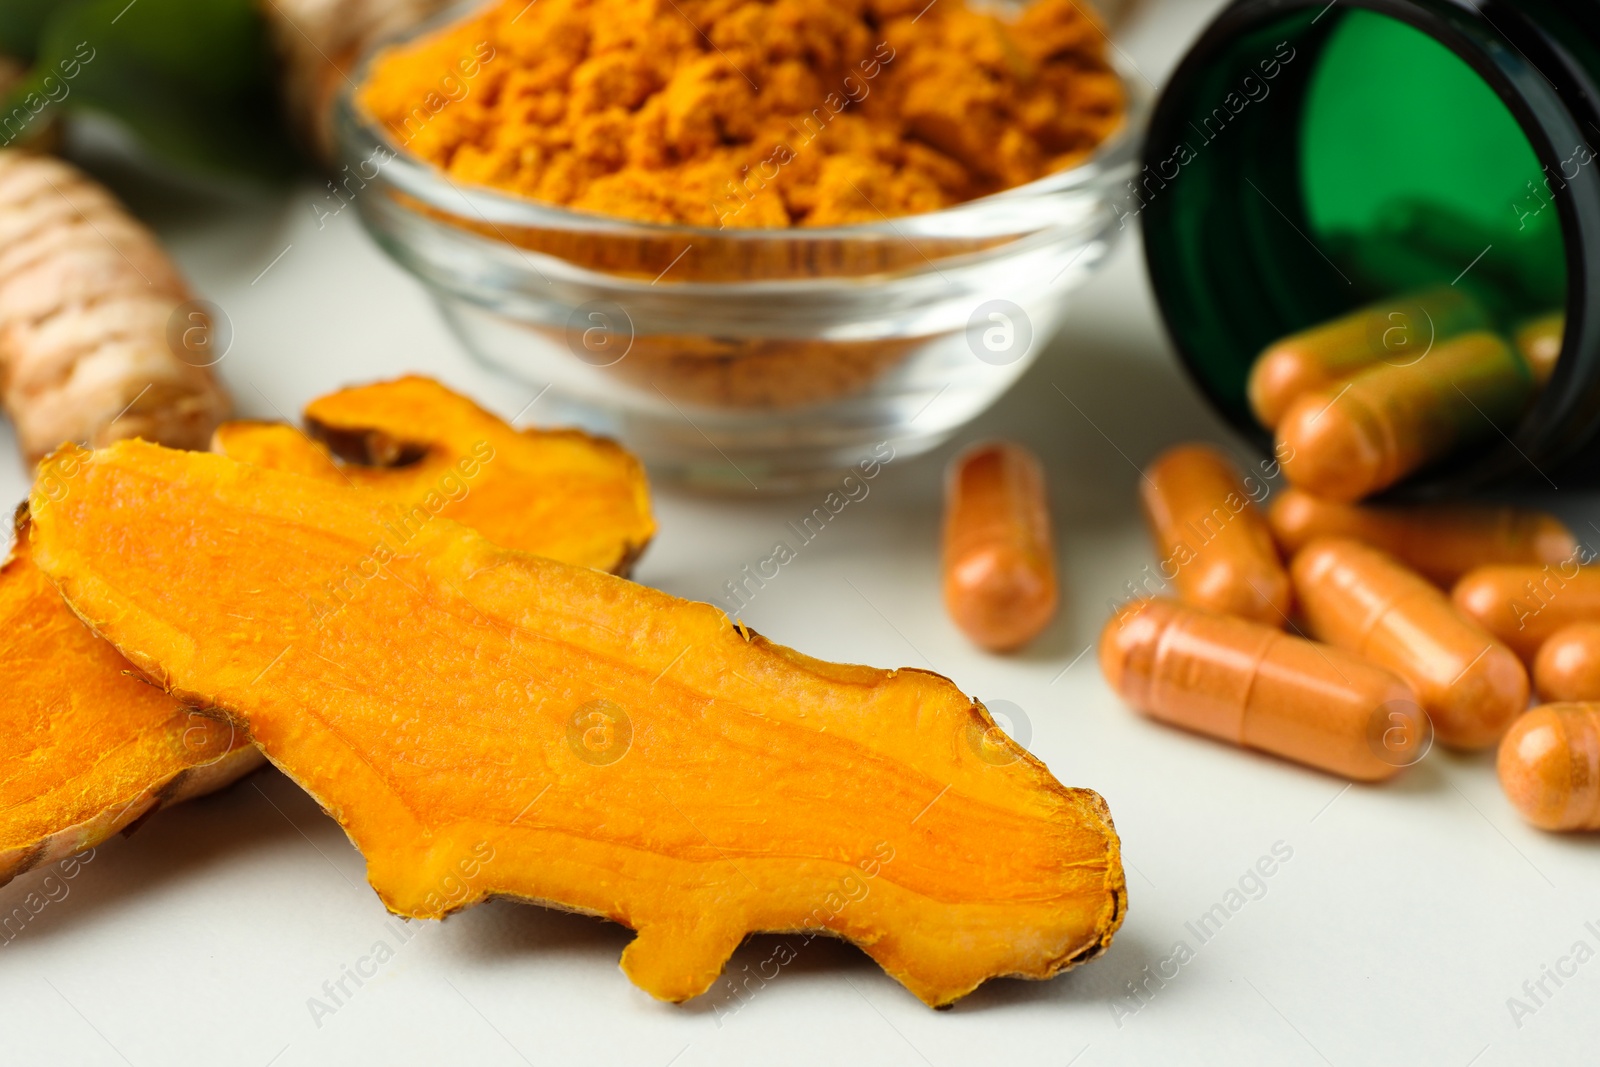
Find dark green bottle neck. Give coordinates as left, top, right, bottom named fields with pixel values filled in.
left=1141, top=0, right=1600, bottom=494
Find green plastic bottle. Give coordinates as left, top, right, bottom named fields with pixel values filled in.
left=1139, top=0, right=1600, bottom=494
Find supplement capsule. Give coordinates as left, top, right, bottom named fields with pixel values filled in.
left=942, top=441, right=1058, bottom=652
left=1247, top=286, right=1489, bottom=428
left=1100, top=598, right=1425, bottom=780
left=1514, top=311, right=1563, bottom=387
left=1268, top=487, right=1577, bottom=587
left=1451, top=564, right=1600, bottom=663
left=1276, top=332, right=1533, bottom=503
left=1292, top=538, right=1527, bottom=749
left=1497, top=703, right=1600, bottom=831
left=1140, top=443, right=1290, bottom=627
left=1534, top=623, right=1600, bottom=703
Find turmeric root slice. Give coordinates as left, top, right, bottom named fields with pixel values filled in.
left=0, top=530, right=262, bottom=889
left=3, top=378, right=647, bottom=888
left=30, top=441, right=1125, bottom=1007
left=212, top=375, right=654, bottom=575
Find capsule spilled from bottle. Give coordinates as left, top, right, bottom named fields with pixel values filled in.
left=1248, top=286, right=1490, bottom=429
left=1292, top=538, right=1526, bottom=749
left=1276, top=332, right=1533, bottom=502
left=1534, top=622, right=1600, bottom=703
left=1268, top=487, right=1575, bottom=587
left=1140, top=443, right=1290, bottom=626
left=1452, top=563, right=1600, bottom=663
left=1101, top=597, right=1427, bottom=780
left=942, top=441, right=1059, bottom=652
left=1498, top=704, right=1600, bottom=831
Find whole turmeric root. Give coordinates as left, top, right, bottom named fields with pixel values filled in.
left=30, top=439, right=1125, bottom=1007
left=0, top=150, right=230, bottom=464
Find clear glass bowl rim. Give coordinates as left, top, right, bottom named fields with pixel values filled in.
left=334, top=3, right=1152, bottom=246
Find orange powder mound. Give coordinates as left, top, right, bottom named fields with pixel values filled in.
left=358, top=0, right=1124, bottom=227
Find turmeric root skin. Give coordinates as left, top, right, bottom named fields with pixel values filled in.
left=30, top=440, right=1125, bottom=1007
left=0, top=151, right=230, bottom=464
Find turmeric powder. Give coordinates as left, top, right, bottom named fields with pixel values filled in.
left=359, top=0, right=1124, bottom=227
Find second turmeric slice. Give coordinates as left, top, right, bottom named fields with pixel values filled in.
left=29, top=440, right=1124, bottom=1008
left=213, top=376, right=654, bottom=574
left=0, top=531, right=261, bottom=888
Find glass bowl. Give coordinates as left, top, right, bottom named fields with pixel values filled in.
left=335, top=47, right=1147, bottom=491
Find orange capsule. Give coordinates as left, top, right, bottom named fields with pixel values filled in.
left=1497, top=703, right=1600, bottom=831
left=1140, top=443, right=1290, bottom=627
left=1514, top=311, right=1563, bottom=388
left=1100, top=597, right=1426, bottom=780
left=1292, top=538, right=1527, bottom=749
left=1267, top=487, right=1576, bottom=587
left=1452, top=564, right=1600, bottom=663
left=1533, top=622, right=1600, bottom=702
left=1247, top=286, right=1490, bottom=428
left=942, top=441, right=1058, bottom=652
left=1276, top=332, right=1534, bottom=502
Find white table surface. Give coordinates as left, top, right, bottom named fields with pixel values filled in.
left=5, top=4, right=1599, bottom=1064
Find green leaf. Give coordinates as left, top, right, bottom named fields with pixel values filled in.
left=0, top=0, right=66, bottom=63
left=1, top=0, right=300, bottom=183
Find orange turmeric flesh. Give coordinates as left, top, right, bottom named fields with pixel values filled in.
left=0, top=532, right=262, bottom=888
left=29, top=440, right=1125, bottom=1008
left=213, top=376, right=654, bottom=575
left=5, top=376, right=651, bottom=889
